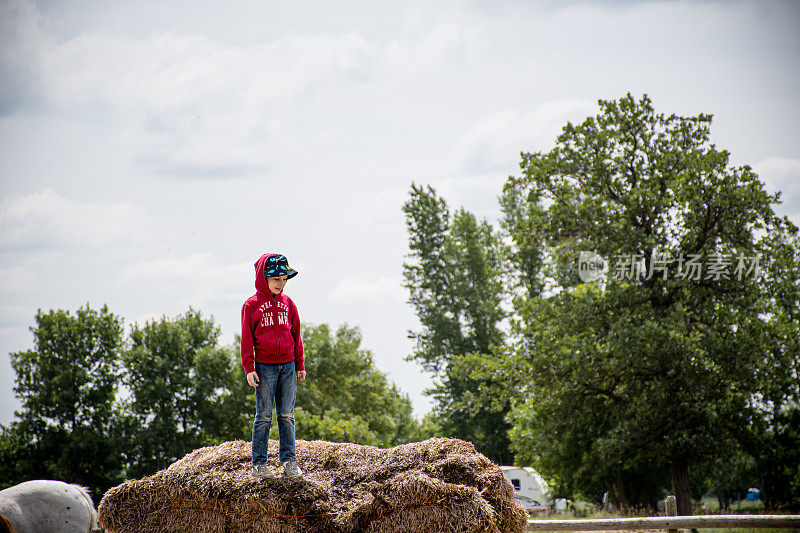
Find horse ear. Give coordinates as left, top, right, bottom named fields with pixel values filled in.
left=0, top=512, right=14, bottom=533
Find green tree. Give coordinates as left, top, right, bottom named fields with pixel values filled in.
left=1, top=305, right=125, bottom=497
left=214, top=335, right=258, bottom=442
left=502, top=93, right=798, bottom=512
left=500, top=178, right=547, bottom=301
left=120, top=309, right=246, bottom=477
left=295, top=323, right=418, bottom=446
left=2, top=305, right=428, bottom=492
left=402, top=184, right=512, bottom=463
left=744, top=226, right=800, bottom=508
left=707, top=448, right=758, bottom=510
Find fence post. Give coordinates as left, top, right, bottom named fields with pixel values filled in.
left=666, top=495, right=678, bottom=533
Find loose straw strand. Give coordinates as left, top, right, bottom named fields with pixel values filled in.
left=168, top=503, right=421, bottom=520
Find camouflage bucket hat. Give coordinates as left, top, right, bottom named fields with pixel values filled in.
left=264, top=254, right=298, bottom=280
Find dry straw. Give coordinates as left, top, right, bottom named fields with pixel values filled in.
left=98, top=437, right=527, bottom=532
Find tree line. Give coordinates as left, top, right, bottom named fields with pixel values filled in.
left=0, top=307, right=433, bottom=498
left=402, top=94, right=800, bottom=512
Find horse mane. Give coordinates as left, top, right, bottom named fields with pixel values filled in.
left=72, top=485, right=99, bottom=531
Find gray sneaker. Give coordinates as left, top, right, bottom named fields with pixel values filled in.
left=253, top=463, right=274, bottom=478
left=283, top=461, right=302, bottom=478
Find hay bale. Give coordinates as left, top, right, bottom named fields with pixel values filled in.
left=98, top=437, right=527, bottom=533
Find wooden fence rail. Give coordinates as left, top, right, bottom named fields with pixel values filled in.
left=525, top=515, right=800, bottom=531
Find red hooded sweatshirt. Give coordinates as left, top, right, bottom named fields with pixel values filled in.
left=240, top=253, right=304, bottom=374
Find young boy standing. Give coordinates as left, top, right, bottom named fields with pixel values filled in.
left=241, top=253, right=306, bottom=478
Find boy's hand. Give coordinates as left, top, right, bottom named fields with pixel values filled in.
left=247, top=371, right=259, bottom=388
left=297, top=371, right=306, bottom=381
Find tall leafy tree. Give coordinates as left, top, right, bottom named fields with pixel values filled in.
left=1, top=305, right=125, bottom=497
left=403, top=183, right=512, bottom=463
left=743, top=226, right=800, bottom=508
left=502, top=93, right=798, bottom=512
left=499, top=178, right=547, bottom=301
left=120, top=308, right=243, bottom=477
left=195, top=338, right=253, bottom=444
left=296, top=323, right=420, bottom=447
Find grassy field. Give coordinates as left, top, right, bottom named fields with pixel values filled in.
left=526, top=498, right=798, bottom=533
left=533, top=497, right=772, bottom=518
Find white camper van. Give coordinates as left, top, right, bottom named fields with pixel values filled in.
left=501, top=466, right=552, bottom=511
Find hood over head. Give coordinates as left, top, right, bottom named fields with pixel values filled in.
left=254, top=254, right=273, bottom=294
left=254, top=253, right=298, bottom=294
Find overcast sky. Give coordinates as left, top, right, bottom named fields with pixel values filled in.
left=1, top=0, right=799, bottom=424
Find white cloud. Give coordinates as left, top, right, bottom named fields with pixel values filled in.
left=425, top=99, right=595, bottom=219
left=452, top=99, right=596, bottom=174
left=384, top=9, right=487, bottom=73
left=0, top=189, right=153, bottom=249
left=432, top=173, right=508, bottom=221
left=329, top=275, right=406, bottom=303
left=755, top=157, right=800, bottom=210
left=0, top=266, right=36, bottom=292
left=45, top=30, right=374, bottom=111
left=37, top=29, right=374, bottom=176
left=350, top=187, right=408, bottom=223
left=120, top=253, right=251, bottom=307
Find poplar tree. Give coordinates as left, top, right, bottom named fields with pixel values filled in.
left=403, top=184, right=512, bottom=463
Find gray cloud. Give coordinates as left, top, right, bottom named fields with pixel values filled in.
left=755, top=157, right=800, bottom=226
left=1, top=0, right=799, bottom=424
left=0, top=0, right=46, bottom=115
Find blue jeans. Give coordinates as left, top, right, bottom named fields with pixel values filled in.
left=252, top=360, right=296, bottom=465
